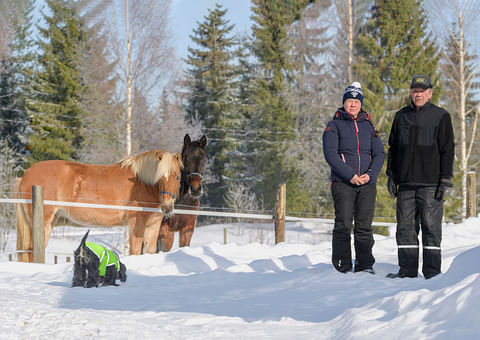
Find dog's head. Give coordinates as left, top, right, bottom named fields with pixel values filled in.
left=118, top=262, right=127, bottom=282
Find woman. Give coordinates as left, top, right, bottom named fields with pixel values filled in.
left=322, top=82, right=385, bottom=274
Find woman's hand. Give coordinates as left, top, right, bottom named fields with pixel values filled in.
left=359, top=173, right=370, bottom=185
left=350, top=174, right=362, bottom=186
left=350, top=174, right=370, bottom=186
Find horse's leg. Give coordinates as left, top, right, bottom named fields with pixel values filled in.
left=179, top=216, right=196, bottom=247
left=143, top=215, right=164, bottom=254
left=164, top=229, right=175, bottom=252
left=129, top=216, right=144, bottom=255
left=43, top=207, right=57, bottom=248
left=157, top=222, right=168, bottom=252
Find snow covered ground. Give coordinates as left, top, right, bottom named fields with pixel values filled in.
left=1, top=217, right=480, bottom=339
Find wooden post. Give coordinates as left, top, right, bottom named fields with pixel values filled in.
left=32, top=185, right=45, bottom=264
left=224, top=228, right=227, bottom=244
left=124, top=226, right=130, bottom=256
left=467, top=172, right=476, bottom=218
left=66, top=256, right=71, bottom=263
left=275, top=183, right=286, bottom=244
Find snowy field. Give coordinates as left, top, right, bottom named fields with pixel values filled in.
left=1, top=217, right=480, bottom=339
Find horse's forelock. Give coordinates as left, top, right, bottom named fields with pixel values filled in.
left=121, top=151, right=181, bottom=186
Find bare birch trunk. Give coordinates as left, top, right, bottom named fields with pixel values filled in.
left=125, top=0, right=132, bottom=156
left=458, top=12, right=467, bottom=218
left=347, top=0, right=353, bottom=83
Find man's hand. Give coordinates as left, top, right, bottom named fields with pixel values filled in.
left=387, top=177, right=397, bottom=198
left=435, top=178, right=453, bottom=201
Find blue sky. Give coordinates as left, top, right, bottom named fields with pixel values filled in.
left=33, top=0, right=252, bottom=61
left=171, top=0, right=252, bottom=60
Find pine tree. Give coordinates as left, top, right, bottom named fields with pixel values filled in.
left=184, top=4, right=237, bottom=207
left=26, top=0, right=88, bottom=165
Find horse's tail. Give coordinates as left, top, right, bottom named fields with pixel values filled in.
left=15, top=178, right=33, bottom=262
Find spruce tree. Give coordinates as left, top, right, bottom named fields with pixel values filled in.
left=26, top=0, right=88, bottom=164
left=184, top=4, right=237, bottom=207
left=250, top=0, right=314, bottom=211
left=354, top=0, right=440, bottom=221
left=0, top=0, right=36, bottom=168
left=227, top=35, right=258, bottom=192
left=355, top=0, right=440, bottom=130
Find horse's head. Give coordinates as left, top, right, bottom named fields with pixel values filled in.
left=121, top=150, right=183, bottom=217
left=156, top=151, right=183, bottom=217
left=181, top=134, right=207, bottom=199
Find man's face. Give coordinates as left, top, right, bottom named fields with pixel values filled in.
left=411, top=88, right=432, bottom=108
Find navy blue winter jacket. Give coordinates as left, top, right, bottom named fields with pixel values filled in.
left=323, top=109, right=385, bottom=184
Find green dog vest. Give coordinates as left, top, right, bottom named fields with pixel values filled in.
left=85, top=241, right=120, bottom=277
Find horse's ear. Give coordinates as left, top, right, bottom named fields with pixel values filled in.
left=156, top=152, right=163, bottom=162
left=175, top=152, right=182, bottom=161
left=184, top=134, right=191, bottom=147
left=200, top=135, right=207, bottom=148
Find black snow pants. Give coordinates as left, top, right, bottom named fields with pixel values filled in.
left=396, top=185, right=443, bottom=279
left=331, top=181, right=377, bottom=273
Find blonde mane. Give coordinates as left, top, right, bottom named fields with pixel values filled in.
left=120, top=150, right=182, bottom=186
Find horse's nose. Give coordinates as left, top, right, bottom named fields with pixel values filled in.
left=190, top=184, right=202, bottom=198
left=161, top=197, right=175, bottom=216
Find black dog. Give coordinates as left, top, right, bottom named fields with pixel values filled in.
left=72, top=230, right=127, bottom=288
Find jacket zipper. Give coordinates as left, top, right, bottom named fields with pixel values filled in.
left=354, top=120, right=361, bottom=175
left=411, top=111, right=418, bottom=182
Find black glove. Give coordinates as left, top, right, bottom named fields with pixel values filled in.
left=387, top=177, right=397, bottom=198
left=435, top=178, right=453, bottom=201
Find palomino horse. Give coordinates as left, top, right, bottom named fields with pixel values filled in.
left=16, top=150, right=182, bottom=262
left=157, top=134, right=206, bottom=252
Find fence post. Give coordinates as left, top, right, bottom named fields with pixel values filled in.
left=124, top=226, right=130, bottom=256
left=467, top=172, right=476, bottom=218
left=32, top=185, right=45, bottom=264
left=275, top=183, right=286, bottom=244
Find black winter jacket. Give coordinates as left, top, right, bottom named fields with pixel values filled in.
left=387, top=101, right=455, bottom=186
left=323, top=109, right=385, bottom=183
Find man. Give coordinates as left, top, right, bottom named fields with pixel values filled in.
left=386, top=74, right=455, bottom=279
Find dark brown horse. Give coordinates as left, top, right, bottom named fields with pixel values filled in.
left=16, top=150, right=182, bottom=262
left=157, top=134, right=206, bottom=252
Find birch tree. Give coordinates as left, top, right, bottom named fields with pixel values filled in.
left=332, top=0, right=370, bottom=85
left=427, top=0, right=480, bottom=219
left=106, top=0, right=176, bottom=155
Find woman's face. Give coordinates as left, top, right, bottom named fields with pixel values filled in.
left=344, top=98, right=362, bottom=117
